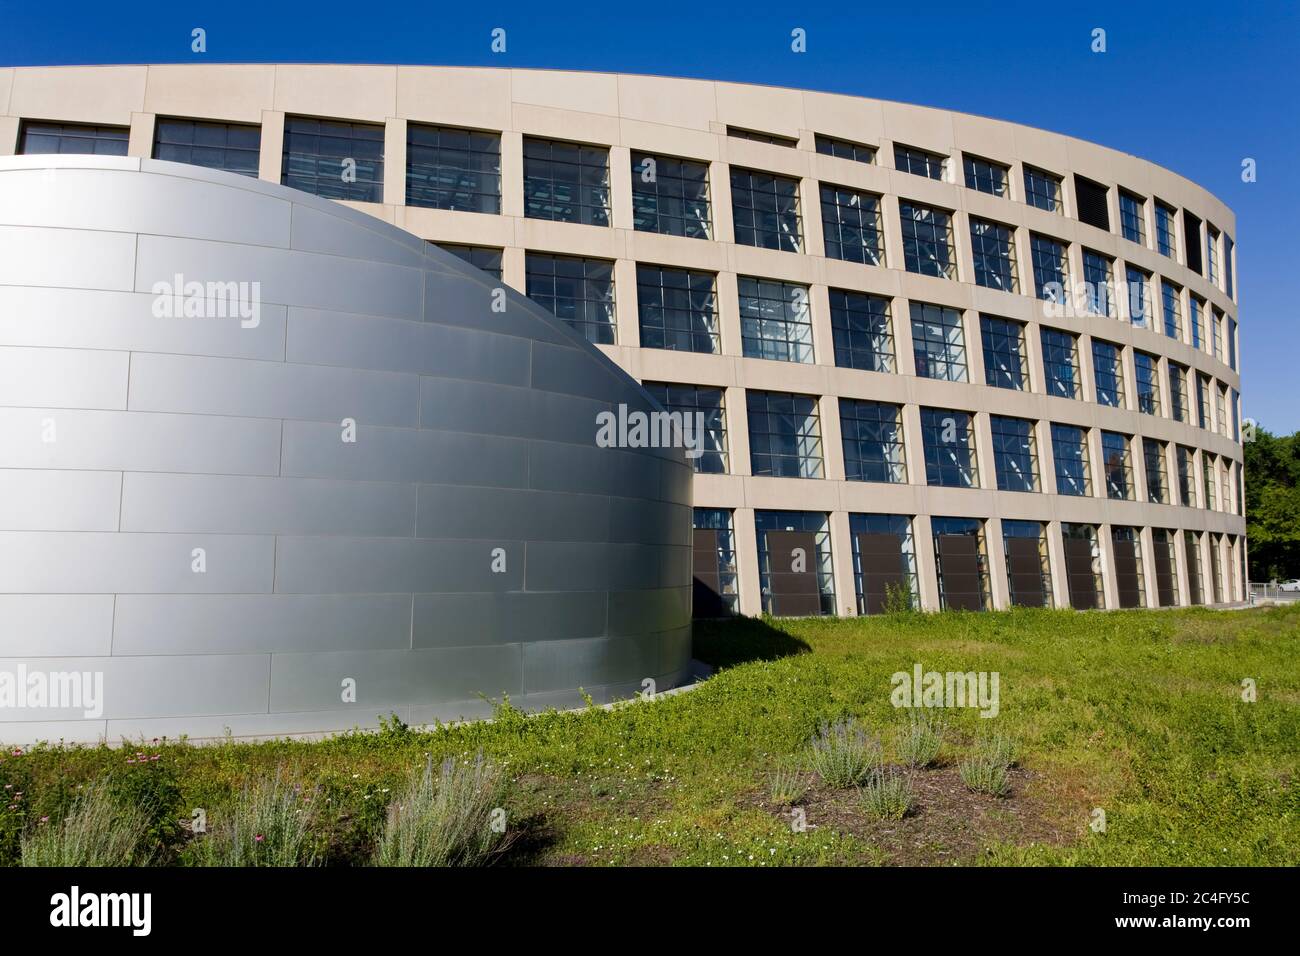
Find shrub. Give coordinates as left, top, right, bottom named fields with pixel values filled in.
left=373, top=753, right=508, bottom=867
left=895, top=713, right=946, bottom=769
left=187, top=773, right=318, bottom=867
left=106, top=754, right=184, bottom=859
left=21, top=785, right=154, bottom=867
left=859, top=768, right=914, bottom=820
left=977, top=734, right=1019, bottom=768
left=882, top=582, right=915, bottom=615
left=959, top=751, right=1011, bottom=797
left=806, top=718, right=881, bottom=789
left=767, top=767, right=810, bottom=806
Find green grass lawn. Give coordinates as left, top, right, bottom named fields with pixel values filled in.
left=3, top=604, right=1297, bottom=866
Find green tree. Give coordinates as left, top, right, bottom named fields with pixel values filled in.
left=1244, top=425, right=1300, bottom=580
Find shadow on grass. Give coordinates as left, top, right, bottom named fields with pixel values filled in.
left=691, top=615, right=812, bottom=670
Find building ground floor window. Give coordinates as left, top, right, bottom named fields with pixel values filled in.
left=692, top=508, right=739, bottom=617
left=1062, top=522, right=1104, bottom=610
left=755, top=510, right=835, bottom=616
left=1001, top=520, right=1052, bottom=608
left=848, top=513, right=917, bottom=613
left=1151, top=528, right=1180, bottom=607
left=931, top=516, right=991, bottom=611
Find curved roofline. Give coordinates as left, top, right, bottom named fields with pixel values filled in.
left=3, top=63, right=1229, bottom=208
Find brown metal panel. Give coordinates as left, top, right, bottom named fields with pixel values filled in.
left=692, top=528, right=719, bottom=556
left=1152, top=538, right=1176, bottom=607
left=944, top=589, right=983, bottom=611
left=1009, top=573, right=1046, bottom=607
left=858, top=532, right=903, bottom=555
left=939, top=552, right=980, bottom=574
left=772, top=593, right=823, bottom=616
left=766, top=530, right=822, bottom=616
left=1110, top=536, right=1140, bottom=606
left=937, top=534, right=979, bottom=556
left=1185, top=536, right=1202, bottom=605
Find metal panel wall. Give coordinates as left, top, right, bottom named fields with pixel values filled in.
left=0, top=156, right=693, bottom=744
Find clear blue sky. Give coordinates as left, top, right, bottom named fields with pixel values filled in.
left=3, top=0, right=1297, bottom=430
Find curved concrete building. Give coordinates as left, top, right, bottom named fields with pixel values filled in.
left=0, top=154, right=694, bottom=744
left=0, top=66, right=1247, bottom=739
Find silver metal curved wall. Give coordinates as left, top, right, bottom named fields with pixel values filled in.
left=0, top=155, right=694, bottom=745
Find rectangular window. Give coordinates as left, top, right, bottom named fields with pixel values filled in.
left=1184, top=530, right=1204, bottom=604
left=1144, top=438, right=1168, bottom=504
left=692, top=508, right=739, bottom=616
left=1082, top=249, right=1114, bottom=317
left=523, top=137, right=610, bottom=226
left=436, top=243, right=503, bottom=280
left=738, top=276, right=813, bottom=363
left=1030, top=233, right=1069, bottom=302
left=154, top=118, right=261, bottom=177
left=525, top=253, right=615, bottom=345
left=1160, top=281, right=1183, bottom=341
left=815, top=135, right=876, bottom=164
left=1231, top=387, right=1240, bottom=441
left=1216, top=385, right=1230, bottom=438
left=1074, top=174, right=1110, bottom=230
left=1092, top=339, right=1125, bottom=408
left=1119, top=190, right=1146, bottom=244
left=1052, top=424, right=1092, bottom=496
left=1041, top=327, right=1081, bottom=399
left=1204, top=455, right=1218, bottom=510
left=990, top=415, right=1040, bottom=492
left=839, top=399, right=907, bottom=483
left=642, top=382, right=728, bottom=475
left=1155, top=201, right=1178, bottom=258
left=1002, top=520, right=1053, bottom=608
left=850, top=513, right=918, bottom=614
left=980, top=316, right=1027, bottom=390
left=1111, top=526, right=1147, bottom=608
left=1184, top=210, right=1203, bottom=274
left=1101, top=430, right=1134, bottom=500
left=829, top=289, right=893, bottom=373
left=1228, top=317, right=1238, bottom=370
left=1206, top=224, right=1221, bottom=286
left=747, top=392, right=823, bottom=479
left=405, top=124, right=501, bottom=213
left=1190, top=295, right=1206, bottom=350
left=1125, top=266, right=1151, bottom=329
left=731, top=167, right=803, bottom=252
left=932, top=516, right=991, bottom=611
left=727, top=126, right=797, bottom=147
left=1168, top=362, right=1189, bottom=423
left=1176, top=445, right=1196, bottom=507
left=282, top=116, right=384, bottom=202
left=1151, top=528, right=1180, bottom=607
left=1212, top=309, right=1225, bottom=361
left=1023, top=165, right=1064, bottom=213
left=964, top=155, right=1010, bottom=196
left=755, top=510, right=835, bottom=615
left=1197, top=372, right=1211, bottom=429
left=910, top=302, right=968, bottom=382
left=920, top=407, right=978, bottom=488
left=636, top=265, right=718, bottom=354
left=630, top=152, right=712, bottom=239
left=1134, top=351, right=1161, bottom=416
left=19, top=120, right=129, bottom=155
left=820, top=185, right=884, bottom=266
left=1225, top=235, right=1235, bottom=298
left=899, top=202, right=956, bottom=278
left=894, top=143, right=947, bottom=180
left=969, top=217, right=1018, bottom=292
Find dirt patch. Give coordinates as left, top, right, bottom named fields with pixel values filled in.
left=758, top=764, right=1078, bottom=865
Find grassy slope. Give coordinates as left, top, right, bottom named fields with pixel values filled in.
left=3, top=604, right=1297, bottom=866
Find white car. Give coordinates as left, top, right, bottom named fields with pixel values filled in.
left=1279, top=580, right=1300, bottom=592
